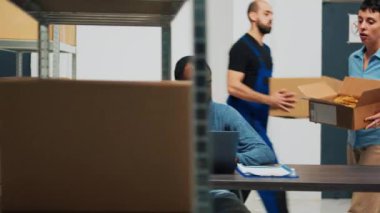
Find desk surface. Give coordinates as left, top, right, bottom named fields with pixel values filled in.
left=210, top=164, right=380, bottom=192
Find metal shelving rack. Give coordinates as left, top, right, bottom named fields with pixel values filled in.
left=0, top=25, right=77, bottom=77
left=9, top=0, right=210, bottom=212
left=0, top=0, right=77, bottom=77
left=9, top=0, right=186, bottom=80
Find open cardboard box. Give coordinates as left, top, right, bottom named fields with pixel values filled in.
left=298, top=77, right=380, bottom=130
left=269, top=76, right=341, bottom=118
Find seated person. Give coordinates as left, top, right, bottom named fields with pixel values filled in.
left=174, top=56, right=276, bottom=165
left=174, top=56, right=276, bottom=213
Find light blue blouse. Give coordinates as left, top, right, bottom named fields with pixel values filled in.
left=347, top=47, right=380, bottom=148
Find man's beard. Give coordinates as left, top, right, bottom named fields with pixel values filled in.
left=257, top=21, right=271, bottom=34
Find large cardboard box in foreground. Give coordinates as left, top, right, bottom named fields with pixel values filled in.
left=0, top=78, right=192, bottom=212
left=298, top=77, right=380, bottom=130
left=269, top=76, right=341, bottom=118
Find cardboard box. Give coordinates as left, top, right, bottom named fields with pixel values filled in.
left=0, top=78, right=192, bottom=212
left=298, top=77, right=380, bottom=130
left=59, top=25, right=76, bottom=46
left=269, top=76, right=341, bottom=118
left=0, top=0, right=76, bottom=45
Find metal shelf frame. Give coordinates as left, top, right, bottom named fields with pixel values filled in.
left=0, top=29, right=77, bottom=78
left=9, top=0, right=210, bottom=212
left=10, top=0, right=187, bottom=80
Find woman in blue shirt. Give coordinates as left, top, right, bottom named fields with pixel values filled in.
left=347, top=1, right=380, bottom=212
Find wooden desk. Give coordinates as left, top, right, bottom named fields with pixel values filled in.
left=210, top=164, right=380, bottom=192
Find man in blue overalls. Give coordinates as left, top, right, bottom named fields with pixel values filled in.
left=227, top=1, right=296, bottom=212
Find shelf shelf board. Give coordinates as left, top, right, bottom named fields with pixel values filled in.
left=0, top=39, right=76, bottom=53
left=9, top=0, right=186, bottom=26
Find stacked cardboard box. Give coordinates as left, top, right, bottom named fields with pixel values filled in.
left=0, top=78, right=192, bottom=212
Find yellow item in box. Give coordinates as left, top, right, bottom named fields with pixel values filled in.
left=333, top=95, right=358, bottom=108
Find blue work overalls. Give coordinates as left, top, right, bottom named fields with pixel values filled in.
left=227, top=34, right=286, bottom=213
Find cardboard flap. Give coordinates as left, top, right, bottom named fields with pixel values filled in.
left=357, top=88, right=380, bottom=106
left=339, top=77, right=380, bottom=97
left=322, top=76, right=342, bottom=92
left=298, top=82, right=338, bottom=99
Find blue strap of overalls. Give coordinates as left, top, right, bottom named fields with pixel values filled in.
left=241, top=35, right=284, bottom=213
left=227, top=35, right=275, bottom=150
left=241, top=35, right=271, bottom=96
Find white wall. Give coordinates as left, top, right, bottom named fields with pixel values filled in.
left=76, top=1, right=193, bottom=81
left=76, top=26, right=161, bottom=81
left=268, top=0, right=323, bottom=201
left=267, top=0, right=322, bottom=167
left=207, top=0, right=233, bottom=102
left=171, top=0, right=193, bottom=76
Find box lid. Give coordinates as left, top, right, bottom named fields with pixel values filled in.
left=339, top=77, right=380, bottom=97
left=321, top=76, right=342, bottom=92
left=298, top=81, right=338, bottom=99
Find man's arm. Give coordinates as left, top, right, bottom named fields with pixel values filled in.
left=222, top=105, right=276, bottom=165
left=227, top=70, right=295, bottom=112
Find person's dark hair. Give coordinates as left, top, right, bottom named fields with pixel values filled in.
left=360, top=0, right=380, bottom=13
left=247, top=1, right=259, bottom=14
left=174, top=56, right=193, bottom=80
left=174, top=56, right=211, bottom=80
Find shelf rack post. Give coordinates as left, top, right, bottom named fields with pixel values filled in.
left=162, top=24, right=171, bottom=80
left=193, top=0, right=211, bottom=212
left=38, top=22, right=50, bottom=78
left=15, top=52, right=23, bottom=76
left=52, top=25, right=60, bottom=78
left=72, top=52, right=77, bottom=79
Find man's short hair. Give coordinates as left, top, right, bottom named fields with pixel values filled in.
left=360, top=0, right=380, bottom=13
left=174, top=56, right=211, bottom=80
left=247, top=1, right=259, bottom=14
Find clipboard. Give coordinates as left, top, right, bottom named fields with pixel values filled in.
left=236, top=164, right=299, bottom=178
